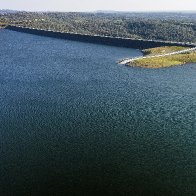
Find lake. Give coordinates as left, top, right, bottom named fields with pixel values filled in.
left=0, top=29, right=195, bottom=195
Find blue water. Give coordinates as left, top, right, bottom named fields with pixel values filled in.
left=0, top=29, right=196, bottom=196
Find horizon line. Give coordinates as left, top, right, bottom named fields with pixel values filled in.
left=1, top=9, right=196, bottom=13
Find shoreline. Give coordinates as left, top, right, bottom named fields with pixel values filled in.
left=3, top=26, right=196, bottom=69
left=119, top=46, right=196, bottom=68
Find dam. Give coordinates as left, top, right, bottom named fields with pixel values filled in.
left=6, top=25, right=196, bottom=49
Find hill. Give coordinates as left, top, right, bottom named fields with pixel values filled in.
left=0, top=11, right=195, bottom=43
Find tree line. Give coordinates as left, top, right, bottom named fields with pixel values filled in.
left=0, top=11, right=195, bottom=43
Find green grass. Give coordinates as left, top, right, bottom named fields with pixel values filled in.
left=142, top=46, right=189, bottom=56
left=129, top=46, right=196, bottom=68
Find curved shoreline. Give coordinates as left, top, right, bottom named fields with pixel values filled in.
left=123, top=47, right=196, bottom=68
left=119, top=47, right=196, bottom=65
left=4, top=26, right=196, bottom=69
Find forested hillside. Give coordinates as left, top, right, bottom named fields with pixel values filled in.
left=0, top=11, right=195, bottom=43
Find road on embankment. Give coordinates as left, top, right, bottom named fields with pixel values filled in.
left=119, top=47, right=196, bottom=65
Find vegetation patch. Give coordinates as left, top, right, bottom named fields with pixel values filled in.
left=142, top=46, right=189, bottom=55
left=129, top=46, right=196, bottom=68
left=0, top=12, right=196, bottom=43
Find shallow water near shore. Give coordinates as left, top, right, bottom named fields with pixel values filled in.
left=0, top=29, right=196, bottom=195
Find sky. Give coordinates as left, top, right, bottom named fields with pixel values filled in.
left=0, top=0, right=196, bottom=12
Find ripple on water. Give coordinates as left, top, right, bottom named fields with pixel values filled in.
left=0, top=30, right=195, bottom=195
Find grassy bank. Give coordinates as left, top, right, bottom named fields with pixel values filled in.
left=129, top=46, right=196, bottom=68
left=142, top=46, right=189, bottom=56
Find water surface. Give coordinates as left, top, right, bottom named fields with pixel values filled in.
left=0, top=29, right=196, bottom=195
